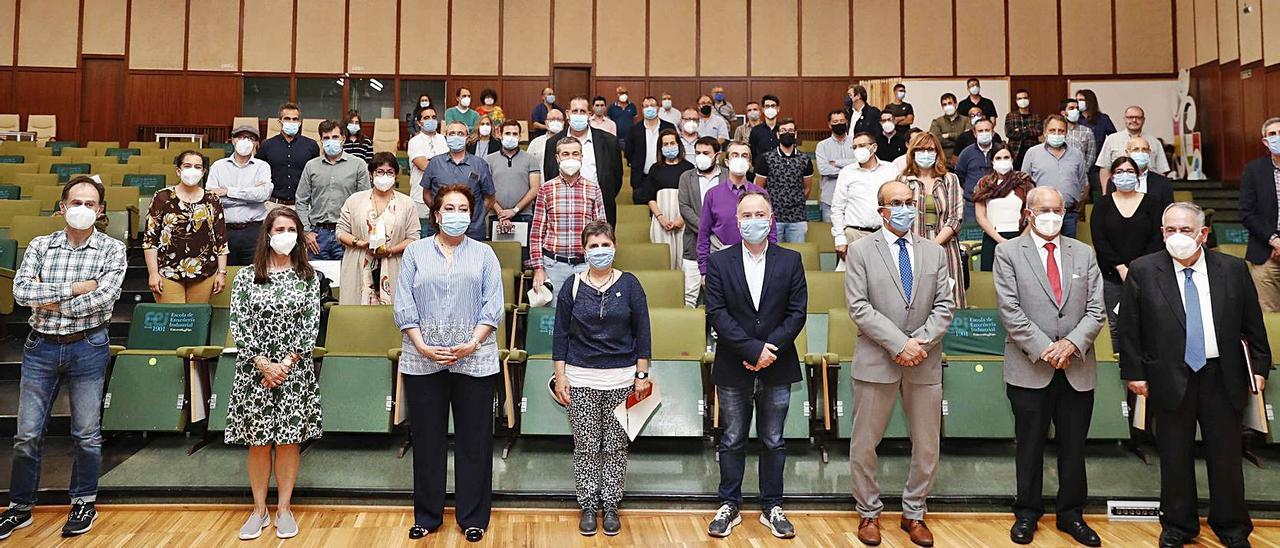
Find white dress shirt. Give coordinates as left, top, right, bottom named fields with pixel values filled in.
left=408, top=132, right=449, bottom=207
left=1173, top=252, right=1219, bottom=359
left=830, top=159, right=902, bottom=245
left=743, top=243, right=768, bottom=309
left=698, top=168, right=720, bottom=199
left=1030, top=231, right=1063, bottom=283
left=881, top=227, right=915, bottom=278
left=206, top=156, right=273, bottom=224
left=1136, top=171, right=1149, bottom=194
left=571, top=130, right=599, bottom=184
left=643, top=121, right=662, bottom=174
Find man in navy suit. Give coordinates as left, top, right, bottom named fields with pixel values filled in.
left=703, top=191, right=807, bottom=540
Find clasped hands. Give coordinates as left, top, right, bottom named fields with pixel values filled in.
left=1040, top=339, right=1078, bottom=369
left=256, top=354, right=298, bottom=389
left=415, top=339, right=480, bottom=366
left=895, top=338, right=930, bottom=367
left=743, top=343, right=779, bottom=371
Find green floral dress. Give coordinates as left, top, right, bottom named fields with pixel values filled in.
left=223, top=266, right=323, bottom=446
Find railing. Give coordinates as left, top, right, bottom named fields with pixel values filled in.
left=135, top=125, right=230, bottom=145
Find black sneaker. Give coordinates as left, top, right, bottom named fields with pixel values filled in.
left=759, top=506, right=796, bottom=539
left=602, top=509, right=621, bottom=536
left=61, top=502, right=97, bottom=537
left=0, top=508, right=33, bottom=540
left=707, top=503, right=741, bottom=538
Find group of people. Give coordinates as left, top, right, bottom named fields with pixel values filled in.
left=0, top=81, right=1275, bottom=548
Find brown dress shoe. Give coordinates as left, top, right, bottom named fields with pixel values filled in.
left=857, top=517, right=881, bottom=545
left=900, top=517, right=934, bottom=547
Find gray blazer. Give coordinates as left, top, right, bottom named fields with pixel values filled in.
left=677, top=169, right=727, bottom=262
left=993, top=233, right=1105, bottom=391
left=844, top=229, right=955, bottom=385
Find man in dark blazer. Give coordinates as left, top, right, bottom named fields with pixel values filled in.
left=846, top=85, right=883, bottom=137
left=1119, top=201, right=1271, bottom=548
left=1103, top=136, right=1174, bottom=209
left=1238, top=117, right=1280, bottom=312
left=703, top=191, right=806, bottom=540
left=543, top=95, right=625, bottom=225
left=624, top=96, right=676, bottom=204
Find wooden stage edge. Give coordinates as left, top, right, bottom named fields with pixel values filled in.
left=20, top=505, right=1280, bottom=547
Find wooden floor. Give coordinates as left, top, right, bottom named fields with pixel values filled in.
left=16, top=505, right=1280, bottom=547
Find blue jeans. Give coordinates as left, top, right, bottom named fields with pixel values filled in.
left=776, top=222, right=808, bottom=243
left=9, top=327, right=111, bottom=508
left=541, top=255, right=587, bottom=302
left=717, top=380, right=791, bottom=509
left=310, top=226, right=345, bottom=261
left=1061, top=210, right=1079, bottom=239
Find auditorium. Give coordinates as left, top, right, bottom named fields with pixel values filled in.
left=2, top=0, right=1280, bottom=546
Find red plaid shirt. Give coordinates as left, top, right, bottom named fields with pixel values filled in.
left=529, top=174, right=606, bottom=266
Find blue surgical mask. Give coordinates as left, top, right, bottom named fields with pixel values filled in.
left=322, top=139, right=342, bottom=157
left=446, top=135, right=467, bottom=152
left=714, top=92, right=725, bottom=102
left=887, top=205, right=916, bottom=232
left=439, top=211, right=470, bottom=237
left=346, top=122, right=361, bottom=135
left=661, top=145, right=679, bottom=159
left=421, top=119, right=438, bottom=133
left=1267, top=135, right=1280, bottom=155
left=738, top=218, right=770, bottom=244
left=976, top=131, right=993, bottom=146
left=501, top=135, right=520, bottom=150
left=1129, top=151, right=1150, bottom=168
left=914, top=150, right=937, bottom=168
left=1046, top=134, right=1067, bottom=148
left=282, top=122, right=300, bottom=136
left=1065, top=109, right=1080, bottom=123
left=585, top=247, right=616, bottom=269
left=545, top=94, right=556, bottom=104
left=1113, top=172, right=1139, bottom=192
left=569, top=113, right=589, bottom=132
left=642, top=106, right=658, bottom=120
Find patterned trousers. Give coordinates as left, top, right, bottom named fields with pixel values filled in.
left=566, top=385, right=633, bottom=511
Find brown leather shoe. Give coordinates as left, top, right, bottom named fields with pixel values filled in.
left=900, top=517, right=934, bottom=547
left=856, top=517, right=881, bottom=546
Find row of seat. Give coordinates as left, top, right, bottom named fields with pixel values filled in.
left=0, top=114, right=56, bottom=143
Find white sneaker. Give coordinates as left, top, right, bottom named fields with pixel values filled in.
left=238, top=510, right=270, bottom=540
left=275, top=509, right=299, bottom=539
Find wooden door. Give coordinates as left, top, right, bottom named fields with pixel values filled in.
left=553, top=66, right=591, bottom=102
left=80, top=57, right=126, bottom=143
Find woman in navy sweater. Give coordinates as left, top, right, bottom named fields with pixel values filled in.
left=551, top=220, right=652, bottom=538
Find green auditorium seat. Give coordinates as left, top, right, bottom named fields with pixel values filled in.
left=11, top=215, right=67, bottom=260
left=486, top=240, right=524, bottom=272
left=828, top=308, right=909, bottom=439
left=804, top=271, right=845, bottom=354
left=1219, top=244, right=1247, bottom=259
left=50, top=163, right=91, bottom=182
left=102, top=304, right=213, bottom=432
left=1088, top=321, right=1130, bottom=439
left=106, top=147, right=142, bottom=163
left=780, top=242, right=819, bottom=270
left=966, top=270, right=997, bottom=309
left=0, top=185, right=19, bottom=200
left=14, top=173, right=59, bottom=199
left=85, top=141, right=120, bottom=155
left=806, top=221, right=838, bottom=271
left=614, top=242, right=671, bottom=270
left=747, top=325, right=811, bottom=439
left=30, top=186, right=63, bottom=212
left=941, top=356, right=1014, bottom=438
left=0, top=163, right=38, bottom=182
left=616, top=204, right=651, bottom=227
left=0, top=238, right=17, bottom=315
left=627, top=270, right=684, bottom=308
left=0, top=155, right=23, bottom=164
left=123, top=173, right=169, bottom=196
left=317, top=305, right=403, bottom=433
left=0, top=200, right=42, bottom=229
left=1261, top=313, right=1280, bottom=443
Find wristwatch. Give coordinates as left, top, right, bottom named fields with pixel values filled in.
left=634, top=371, right=649, bottom=380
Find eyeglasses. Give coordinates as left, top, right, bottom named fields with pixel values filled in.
left=882, top=199, right=917, bottom=208
left=373, top=169, right=397, bottom=177
left=1031, top=208, right=1066, bottom=215
left=1113, top=169, right=1137, bottom=175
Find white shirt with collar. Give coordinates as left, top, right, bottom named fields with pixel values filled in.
left=1136, top=171, right=1149, bottom=194
left=1173, top=251, right=1219, bottom=359
left=743, top=243, right=768, bottom=309
left=643, top=121, right=662, bottom=174
left=830, top=159, right=902, bottom=245
left=570, top=130, right=599, bottom=184
left=1030, top=230, right=1063, bottom=283
left=697, top=168, right=721, bottom=199
left=881, top=226, right=915, bottom=278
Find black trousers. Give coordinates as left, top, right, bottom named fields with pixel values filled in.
left=403, top=371, right=497, bottom=531
left=226, top=223, right=261, bottom=266
left=1006, top=369, right=1094, bottom=523
left=1154, top=361, right=1252, bottom=540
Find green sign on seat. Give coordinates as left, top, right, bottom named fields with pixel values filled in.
left=1213, top=222, right=1249, bottom=245
left=958, top=223, right=984, bottom=242
left=106, top=148, right=142, bottom=163
left=0, top=185, right=19, bottom=200
left=50, top=163, right=91, bottom=183
left=943, top=309, right=1006, bottom=357
left=397, top=157, right=410, bottom=173
left=123, top=174, right=167, bottom=195
left=524, top=306, right=556, bottom=358
left=0, top=239, right=18, bottom=270
left=0, top=156, right=23, bottom=164
left=127, top=303, right=213, bottom=349
left=48, top=141, right=79, bottom=155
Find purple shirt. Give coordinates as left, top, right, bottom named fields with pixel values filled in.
left=697, top=179, right=778, bottom=274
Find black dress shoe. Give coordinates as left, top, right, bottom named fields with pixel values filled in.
left=579, top=508, right=598, bottom=536
left=602, top=509, right=621, bottom=536
left=464, top=527, right=484, bottom=543
left=1220, top=535, right=1252, bottom=548
left=1057, top=520, right=1101, bottom=547
left=1158, top=528, right=1192, bottom=548
left=1010, top=518, right=1036, bottom=545
left=408, top=525, right=429, bottom=539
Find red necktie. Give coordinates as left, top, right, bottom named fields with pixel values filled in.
left=1044, top=242, right=1062, bottom=303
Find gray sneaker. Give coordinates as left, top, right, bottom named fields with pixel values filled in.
left=238, top=510, right=270, bottom=540
left=275, top=509, right=298, bottom=539
left=759, top=506, right=796, bottom=539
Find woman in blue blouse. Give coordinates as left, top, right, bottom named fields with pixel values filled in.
left=393, top=184, right=504, bottom=543
left=551, top=220, right=653, bottom=537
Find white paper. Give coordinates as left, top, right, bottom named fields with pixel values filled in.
left=613, top=383, right=662, bottom=441
left=1131, top=394, right=1147, bottom=430
left=491, top=221, right=529, bottom=247
left=1245, top=391, right=1269, bottom=434
left=311, top=260, right=341, bottom=288
left=188, top=361, right=207, bottom=423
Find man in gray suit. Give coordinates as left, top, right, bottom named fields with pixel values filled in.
left=678, top=137, right=726, bottom=307
left=845, top=180, right=955, bottom=547
left=993, top=186, right=1105, bottom=547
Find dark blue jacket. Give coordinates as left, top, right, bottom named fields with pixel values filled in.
left=705, top=243, right=807, bottom=388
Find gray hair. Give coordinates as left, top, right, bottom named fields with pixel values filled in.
left=554, top=136, right=581, bottom=154
left=1025, top=186, right=1063, bottom=209
left=1262, top=117, right=1280, bottom=136
left=1162, top=201, right=1206, bottom=229
left=736, top=190, right=772, bottom=212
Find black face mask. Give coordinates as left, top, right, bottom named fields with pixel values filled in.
left=779, top=133, right=797, bottom=147
left=700, top=105, right=713, bottom=116
left=831, top=123, right=849, bottom=136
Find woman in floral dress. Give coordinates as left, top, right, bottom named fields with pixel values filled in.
left=336, top=152, right=419, bottom=304
left=142, top=150, right=229, bottom=303
left=224, top=207, right=322, bottom=541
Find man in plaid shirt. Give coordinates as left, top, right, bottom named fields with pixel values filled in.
left=1, top=176, right=126, bottom=541
left=529, top=137, right=606, bottom=300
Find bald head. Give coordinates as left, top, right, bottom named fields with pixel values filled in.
left=877, top=181, right=911, bottom=206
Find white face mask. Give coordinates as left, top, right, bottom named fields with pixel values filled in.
left=547, top=120, right=565, bottom=134
left=1076, top=99, right=1088, bottom=111
left=1165, top=232, right=1201, bottom=260
left=478, top=124, right=492, bottom=136
left=64, top=205, right=97, bottom=231
left=683, top=120, right=699, bottom=134
left=618, top=93, right=628, bottom=103
left=661, top=99, right=672, bottom=109
left=727, top=157, right=751, bottom=176
left=559, top=158, right=581, bottom=176
left=459, top=96, right=471, bottom=108
left=992, top=159, right=1014, bottom=174
left=373, top=174, right=396, bottom=191
left=695, top=153, right=715, bottom=171
left=763, top=107, right=778, bottom=119
left=1016, top=98, right=1030, bottom=109
left=881, top=121, right=895, bottom=133
left=270, top=232, right=297, bottom=256
left=179, top=168, right=203, bottom=186
left=483, top=97, right=495, bottom=105
left=1033, top=212, right=1063, bottom=237
left=896, top=91, right=907, bottom=101
left=234, top=138, right=255, bottom=157
left=943, top=104, right=957, bottom=116
left=968, top=85, right=981, bottom=96
left=853, top=147, right=873, bottom=164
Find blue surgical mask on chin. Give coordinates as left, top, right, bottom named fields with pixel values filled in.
left=886, top=205, right=916, bottom=232
left=585, top=247, right=616, bottom=269
left=738, top=218, right=771, bottom=244
left=439, top=211, right=470, bottom=237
